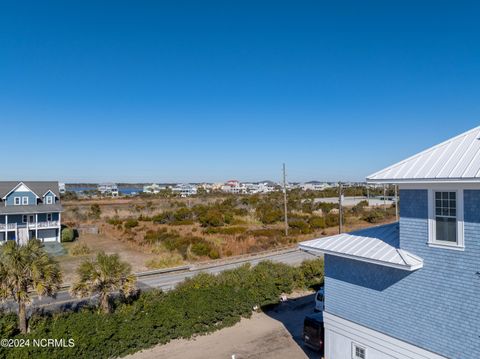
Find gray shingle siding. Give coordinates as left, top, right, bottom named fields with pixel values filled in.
left=325, top=189, right=480, bottom=358
left=5, top=191, right=37, bottom=206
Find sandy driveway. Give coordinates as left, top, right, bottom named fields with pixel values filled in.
left=124, top=293, right=319, bottom=359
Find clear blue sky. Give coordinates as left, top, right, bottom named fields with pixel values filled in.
left=1, top=1, right=480, bottom=183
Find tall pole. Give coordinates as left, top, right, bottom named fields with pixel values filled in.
left=339, top=182, right=343, bottom=234
left=283, top=163, right=288, bottom=236
left=383, top=184, right=387, bottom=211
left=395, top=184, right=399, bottom=221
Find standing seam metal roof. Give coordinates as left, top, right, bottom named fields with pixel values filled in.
left=367, top=126, right=480, bottom=182
left=298, top=223, right=423, bottom=271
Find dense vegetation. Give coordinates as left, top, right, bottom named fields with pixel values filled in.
left=0, top=259, right=323, bottom=359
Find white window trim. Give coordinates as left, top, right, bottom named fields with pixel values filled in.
left=22, top=196, right=29, bottom=205
left=45, top=195, right=53, bottom=204
left=352, top=342, right=367, bottom=359
left=46, top=213, right=52, bottom=221
left=427, top=188, right=464, bottom=250
left=22, top=215, right=27, bottom=223
left=14, top=197, right=21, bottom=205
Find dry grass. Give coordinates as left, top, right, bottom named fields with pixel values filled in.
left=57, top=196, right=397, bottom=283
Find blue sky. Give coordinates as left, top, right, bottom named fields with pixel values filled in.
left=1, top=1, right=480, bottom=183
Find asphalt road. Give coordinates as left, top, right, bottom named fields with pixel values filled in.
left=7, top=249, right=318, bottom=312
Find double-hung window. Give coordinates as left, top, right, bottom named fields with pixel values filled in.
left=14, top=197, right=21, bottom=205
left=435, top=191, right=457, bottom=243
left=45, top=196, right=53, bottom=204
left=429, top=190, right=464, bottom=249
left=22, top=196, right=29, bottom=205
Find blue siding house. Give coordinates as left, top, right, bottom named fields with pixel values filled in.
left=300, top=126, right=480, bottom=359
left=0, top=181, right=62, bottom=244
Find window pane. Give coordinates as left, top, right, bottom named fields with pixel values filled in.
left=435, top=192, right=441, bottom=200
left=436, top=217, right=457, bottom=242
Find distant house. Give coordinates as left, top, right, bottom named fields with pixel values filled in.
left=300, top=126, right=480, bottom=359
left=0, top=181, right=62, bottom=244
left=171, top=184, right=197, bottom=197
left=143, top=183, right=165, bottom=194
left=58, top=182, right=66, bottom=194
left=97, top=183, right=119, bottom=197
left=221, top=180, right=247, bottom=194
left=244, top=182, right=276, bottom=194
left=301, top=182, right=334, bottom=191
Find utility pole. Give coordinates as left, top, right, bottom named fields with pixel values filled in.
left=283, top=163, right=288, bottom=236
left=339, top=182, right=343, bottom=234
left=383, top=184, right=387, bottom=211
left=395, top=185, right=399, bottom=221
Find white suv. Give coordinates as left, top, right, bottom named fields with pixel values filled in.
left=314, top=287, right=324, bottom=312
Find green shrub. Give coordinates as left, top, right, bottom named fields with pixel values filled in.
left=308, top=216, right=325, bottom=229
left=255, top=204, right=283, bottom=224
left=198, top=209, right=225, bottom=227
left=61, top=227, right=75, bottom=242
left=0, top=311, right=18, bottom=338
left=325, top=213, right=339, bottom=227
left=288, top=218, right=312, bottom=234
left=298, top=259, right=324, bottom=289
left=362, top=209, right=385, bottom=223
left=203, top=226, right=247, bottom=235
left=190, top=241, right=212, bottom=257
left=106, top=218, right=123, bottom=226
left=0, top=259, right=323, bottom=359
left=123, top=219, right=139, bottom=229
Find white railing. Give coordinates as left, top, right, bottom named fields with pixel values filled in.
left=0, top=223, right=17, bottom=230
left=36, top=221, right=59, bottom=228
left=0, top=221, right=59, bottom=231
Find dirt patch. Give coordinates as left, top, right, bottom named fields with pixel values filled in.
left=58, top=232, right=157, bottom=284
left=124, top=292, right=319, bottom=359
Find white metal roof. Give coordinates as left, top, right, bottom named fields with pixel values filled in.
left=299, top=223, right=423, bottom=271
left=367, top=126, right=480, bottom=183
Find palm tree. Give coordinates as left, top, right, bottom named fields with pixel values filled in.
left=0, top=240, right=62, bottom=333
left=70, top=251, right=137, bottom=313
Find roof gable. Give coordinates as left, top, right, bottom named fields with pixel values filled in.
left=43, top=190, right=56, bottom=197
left=367, top=126, right=480, bottom=183
left=2, top=182, right=39, bottom=199
left=0, top=181, right=60, bottom=199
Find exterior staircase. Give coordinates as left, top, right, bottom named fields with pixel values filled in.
left=17, top=227, right=29, bottom=245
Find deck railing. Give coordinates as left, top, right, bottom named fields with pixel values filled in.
left=0, top=223, right=17, bottom=230
left=0, top=222, right=59, bottom=230
left=27, top=221, right=59, bottom=229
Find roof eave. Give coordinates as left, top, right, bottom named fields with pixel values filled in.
left=366, top=178, right=480, bottom=184
left=299, top=245, right=423, bottom=272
